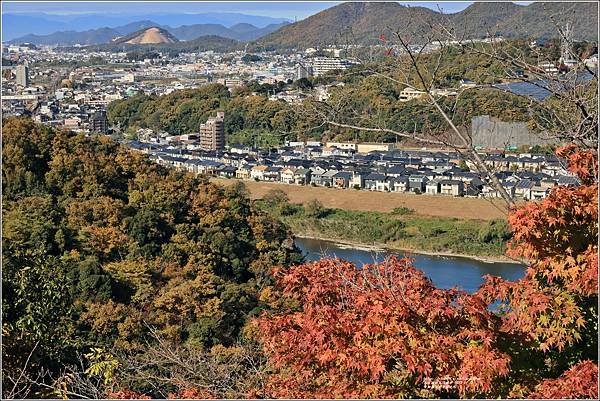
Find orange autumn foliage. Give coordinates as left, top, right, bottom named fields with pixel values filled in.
left=529, top=360, right=599, bottom=399
left=478, top=146, right=598, bottom=353
left=255, top=257, right=510, bottom=398
left=167, top=388, right=216, bottom=399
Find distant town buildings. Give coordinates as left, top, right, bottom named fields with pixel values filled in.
left=399, top=87, right=426, bottom=102
left=398, top=86, right=459, bottom=102
left=216, top=78, right=244, bottom=89
left=585, top=54, right=598, bottom=68
left=538, top=61, right=559, bottom=76
left=134, top=138, right=575, bottom=202
left=200, top=111, right=225, bottom=151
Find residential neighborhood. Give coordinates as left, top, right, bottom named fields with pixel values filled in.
left=128, top=139, right=578, bottom=200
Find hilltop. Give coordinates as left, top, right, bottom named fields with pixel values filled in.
left=86, top=34, right=238, bottom=54
left=112, top=27, right=179, bottom=44
left=256, top=1, right=599, bottom=49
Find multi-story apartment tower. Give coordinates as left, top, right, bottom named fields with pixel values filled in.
left=200, top=111, right=225, bottom=150
left=16, top=63, right=29, bottom=87
left=90, top=110, right=109, bottom=134
left=296, top=63, right=314, bottom=80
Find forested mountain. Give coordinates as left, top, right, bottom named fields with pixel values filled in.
left=453, top=1, right=599, bottom=40
left=256, top=1, right=599, bottom=49
left=256, top=2, right=442, bottom=49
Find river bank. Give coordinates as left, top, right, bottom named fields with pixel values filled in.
left=274, top=207, right=512, bottom=260
left=294, top=234, right=525, bottom=265
left=247, top=189, right=517, bottom=263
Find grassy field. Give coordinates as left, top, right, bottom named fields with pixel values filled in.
left=212, top=178, right=510, bottom=221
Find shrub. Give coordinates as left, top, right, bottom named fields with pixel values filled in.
left=263, top=189, right=289, bottom=208
left=305, top=199, right=327, bottom=218
left=477, top=219, right=511, bottom=243
left=280, top=203, right=301, bottom=216
left=390, top=207, right=415, bottom=215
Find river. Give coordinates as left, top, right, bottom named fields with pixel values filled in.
left=294, top=237, right=525, bottom=293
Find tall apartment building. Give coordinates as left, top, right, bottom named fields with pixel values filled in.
left=311, top=57, right=355, bottom=76
left=200, top=111, right=225, bottom=150
left=296, top=63, right=314, bottom=80
left=90, top=110, right=109, bottom=134
left=16, top=63, right=29, bottom=87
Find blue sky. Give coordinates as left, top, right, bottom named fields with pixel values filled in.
left=3, top=1, right=531, bottom=19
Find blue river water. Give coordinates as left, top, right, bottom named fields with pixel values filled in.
left=294, top=237, right=525, bottom=294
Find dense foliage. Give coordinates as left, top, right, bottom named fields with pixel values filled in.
left=107, top=84, right=294, bottom=146
left=2, top=118, right=301, bottom=398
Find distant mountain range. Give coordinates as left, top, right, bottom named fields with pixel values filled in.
left=256, top=1, right=599, bottom=49
left=2, top=12, right=290, bottom=41
left=6, top=2, right=598, bottom=50
left=172, top=22, right=290, bottom=41
left=7, top=19, right=290, bottom=46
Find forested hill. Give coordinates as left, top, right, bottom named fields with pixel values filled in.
left=256, top=1, right=599, bottom=49
left=106, top=72, right=536, bottom=146
left=2, top=117, right=302, bottom=397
